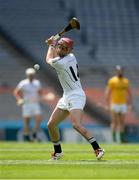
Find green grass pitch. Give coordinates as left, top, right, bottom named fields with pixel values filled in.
left=0, top=142, right=139, bottom=179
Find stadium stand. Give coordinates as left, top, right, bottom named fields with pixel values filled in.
left=0, top=0, right=139, bottom=135
left=1, top=0, right=139, bottom=82
left=63, top=0, right=139, bottom=84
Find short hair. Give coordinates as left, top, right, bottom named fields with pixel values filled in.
left=115, top=65, right=124, bottom=71
left=25, top=68, right=36, bottom=76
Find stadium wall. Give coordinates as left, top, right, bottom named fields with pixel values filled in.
left=0, top=120, right=139, bottom=143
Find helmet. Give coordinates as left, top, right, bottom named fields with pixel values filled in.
left=25, top=68, right=36, bottom=76
left=58, top=37, right=74, bottom=49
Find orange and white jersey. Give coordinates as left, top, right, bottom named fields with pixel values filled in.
left=17, top=79, right=41, bottom=104
left=50, top=53, right=85, bottom=96
left=107, top=76, right=130, bottom=104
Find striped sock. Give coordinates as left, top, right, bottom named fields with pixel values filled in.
left=88, top=137, right=100, bottom=150
left=53, top=141, right=62, bottom=153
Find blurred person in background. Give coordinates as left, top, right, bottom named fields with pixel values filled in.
left=105, top=65, right=132, bottom=143
left=45, top=36, right=104, bottom=160
left=14, top=68, right=43, bottom=142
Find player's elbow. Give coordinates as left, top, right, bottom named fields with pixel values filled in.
left=46, top=58, right=51, bottom=64
left=13, top=89, right=17, bottom=97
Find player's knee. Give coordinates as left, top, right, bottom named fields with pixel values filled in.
left=47, top=121, right=53, bottom=129
left=72, top=122, right=80, bottom=131
left=47, top=121, right=55, bottom=130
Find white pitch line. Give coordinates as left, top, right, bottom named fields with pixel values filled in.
left=1, top=149, right=139, bottom=157
left=1, top=148, right=139, bottom=153
left=0, top=149, right=50, bottom=152
left=0, top=148, right=90, bottom=152
left=0, top=160, right=139, bottom=165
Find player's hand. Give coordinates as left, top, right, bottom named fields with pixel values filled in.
left=41, top=92, right=55, bottom=102
left=46, top=36, right=57, bottom=46
left=17, top=99, right=24, bottom=106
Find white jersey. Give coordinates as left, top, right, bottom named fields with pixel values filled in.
left=50, top=53, right=84, bottom=95
left=17, top=79, right=41, bottom=104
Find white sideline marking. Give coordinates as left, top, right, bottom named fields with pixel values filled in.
left=0, top=159, right=139, bottom=165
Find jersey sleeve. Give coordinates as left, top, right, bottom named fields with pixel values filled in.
left=50, top=57, right=65, bottom=70
left=126, top=79, right=130, bottom=88
left=16, top=81, right=24, bottom=90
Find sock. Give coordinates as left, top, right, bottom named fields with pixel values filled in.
left=112, top=131, right=116, bottom=142
left=24, top=135, right=30, bottom=141
left=53, top=142, right=62, bottom=153
left=32, top=132, right=37, bottom=139
left=120, top=132, right=125, bottom=143
left=88, top=137, right=100, bottom=150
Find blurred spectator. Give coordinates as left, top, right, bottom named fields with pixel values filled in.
left=105, top=65, right=133, bottom=143
left=14, top=68, right=43, bottom=142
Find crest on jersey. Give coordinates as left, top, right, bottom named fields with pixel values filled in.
left=68, top=102, right=73, bottom=109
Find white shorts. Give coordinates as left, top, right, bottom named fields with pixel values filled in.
left=22, top=103, right=42, bottom=118
left=111, top=104, right=127, bottom=114
left=57, top=93, right=86, bottom=111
